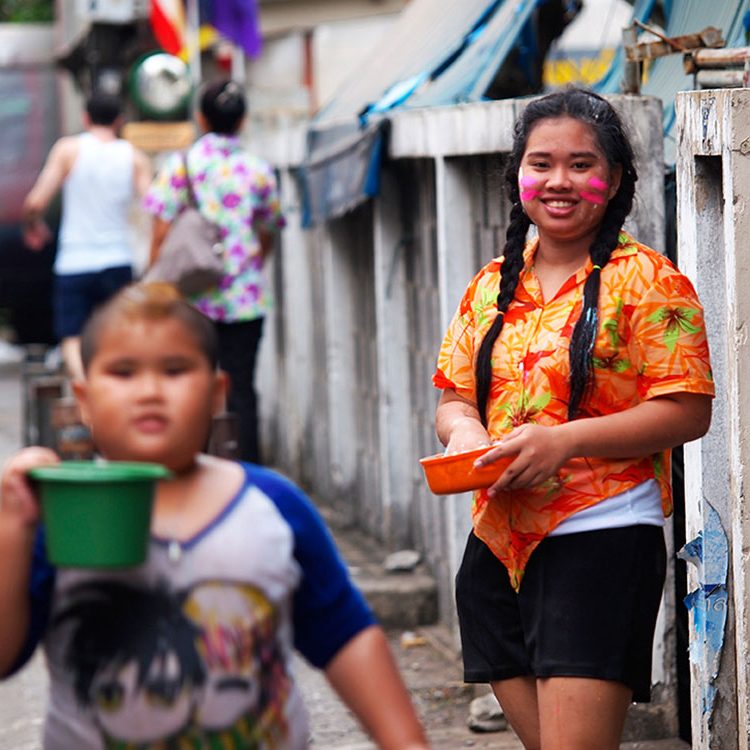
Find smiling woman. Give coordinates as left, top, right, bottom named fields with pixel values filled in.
left=432, top=87, right=714, bottom=750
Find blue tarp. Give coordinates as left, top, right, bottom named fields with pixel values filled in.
left=302, top=0, right=549, bottom=225
left=300, top=0, right=750, bottom=225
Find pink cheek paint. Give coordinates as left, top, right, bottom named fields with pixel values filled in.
left=519, top=174, right=541, bottom=201
left=579, top=191, right=606, bottom=205
left=580, top=177, right=608, bottom=205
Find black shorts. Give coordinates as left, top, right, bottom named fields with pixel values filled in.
left=455, top=525, right=667, bottom=702
left=54, top=265, right=133, bottom=339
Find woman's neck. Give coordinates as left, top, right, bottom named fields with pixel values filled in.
left=533, top=237, right=592, bottom=302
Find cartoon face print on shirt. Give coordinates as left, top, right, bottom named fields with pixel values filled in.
left=51, top=580, right=204, bottom=745
left=52, top=578, right=291, bottom=748
left=185, top=581, right=291, bottom=732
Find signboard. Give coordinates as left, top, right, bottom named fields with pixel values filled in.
left=121, top=121, right=196, bottom=154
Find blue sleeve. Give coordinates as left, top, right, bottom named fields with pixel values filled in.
left=244, top=464, right=376, bottom=669
left=3, top=527, right=55, bottom=677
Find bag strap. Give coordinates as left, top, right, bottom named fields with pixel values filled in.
left=182, top=151, right=200, bottom=210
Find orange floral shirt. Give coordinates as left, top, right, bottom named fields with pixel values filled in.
left=433, top=233, right=714, bottom=589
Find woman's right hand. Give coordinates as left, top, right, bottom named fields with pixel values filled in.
left=444, top=417, right=492, bottom=455
left=1, top=447, right=59, bottom=528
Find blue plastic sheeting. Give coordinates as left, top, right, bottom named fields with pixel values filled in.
left=405, top=0, right=542, bottom=109
left=302, top=0, right=549, bottom=225
left=678, top=501, right=728, bottom=727
left=592, top=0, right=750, bottom=164
left=302, top=0, right=546, bottom=226
left=313, top=0, right=512, bottom=129
left=297, top=120, right=388, bottom=228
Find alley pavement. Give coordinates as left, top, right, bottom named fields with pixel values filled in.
left=0, top=358, right=689, bottom=749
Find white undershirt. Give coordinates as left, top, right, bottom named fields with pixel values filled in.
left=548, top=479, right=664, bottom=536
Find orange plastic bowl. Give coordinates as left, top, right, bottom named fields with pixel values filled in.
left=419, top=446, right=515, bottom=495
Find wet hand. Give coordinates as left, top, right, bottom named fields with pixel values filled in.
left=1, top=447, right=60, bottom=527
left=476, top=423, right=571, bottom=493
left=444, top=418, right=491, bottom=455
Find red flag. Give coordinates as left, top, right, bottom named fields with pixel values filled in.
left=150, top=0, right=186, bottom=56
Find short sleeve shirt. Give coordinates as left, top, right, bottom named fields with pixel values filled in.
left=434, top=233, right=714, bottom=589
left=144, top=133, right=286, bottom=323
left=13, top=464, right=374, bottom=749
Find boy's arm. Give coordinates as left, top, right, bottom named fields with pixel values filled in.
left=0, top=448, right=58, bottom=674
left=245, top=467, right=429, bottom=748
left=324, top=625, right=430, bottom=750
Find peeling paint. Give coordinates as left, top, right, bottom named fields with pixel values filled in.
left=678, top=501, right=728, bottom=723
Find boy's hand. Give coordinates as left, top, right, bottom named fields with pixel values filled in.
left=1, top=447, right=60, bottom=527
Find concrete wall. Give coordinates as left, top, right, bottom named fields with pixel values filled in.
left=255, top=95, right=680, bottom=732
left=675, top=87, right=750, bottom=750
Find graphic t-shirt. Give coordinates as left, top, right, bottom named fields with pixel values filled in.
left=18, top=464, right=373, bottom=749
left=434, top=233, right=715, bottom=589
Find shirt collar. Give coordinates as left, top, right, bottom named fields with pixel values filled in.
left=523, top=230, right=639, bottom=285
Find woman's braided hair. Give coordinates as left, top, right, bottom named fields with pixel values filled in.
left=475, top=88, right=637, bottom=425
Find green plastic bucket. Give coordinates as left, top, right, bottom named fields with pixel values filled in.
left=29, top=461, right=171, bottom=568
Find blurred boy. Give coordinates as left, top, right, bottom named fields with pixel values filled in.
left=0, top=282, right=429, bottom=750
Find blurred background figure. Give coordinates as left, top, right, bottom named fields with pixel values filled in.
left=144, top=79, right=285, bottom=465
left=21, top=90, right=152, bottom=382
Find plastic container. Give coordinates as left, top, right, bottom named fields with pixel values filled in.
left=419, top=446, right=515, bottom=495
left=28, top=460, right=170, bottom=568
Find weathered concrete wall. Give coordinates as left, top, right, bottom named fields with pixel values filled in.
left=675, top=88, right=750, bottom=750
left=256, top=94, right=675, bottom=725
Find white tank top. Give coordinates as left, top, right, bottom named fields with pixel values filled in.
left=56, top=132, right=135, bottom=274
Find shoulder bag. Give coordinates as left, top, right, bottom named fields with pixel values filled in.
left=144, top=151, right=225, bottom=296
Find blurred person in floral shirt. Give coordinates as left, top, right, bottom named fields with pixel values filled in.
left=144, top=80, right=285, bottom=464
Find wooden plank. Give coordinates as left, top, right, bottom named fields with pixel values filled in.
left=121, top=121, right=196, bottom=154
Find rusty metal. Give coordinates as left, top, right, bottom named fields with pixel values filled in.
left=625, top=24, right=724, bottom=62
left=695, top=69, right=750, bottom=89
left=684, top=46, right=750, bottom=73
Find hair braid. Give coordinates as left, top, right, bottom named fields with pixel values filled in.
left=567, top=186, right=634, bottom=419
left=474, top=87, right=638, bottom=427
left=475, top=201, right=529, bottom=426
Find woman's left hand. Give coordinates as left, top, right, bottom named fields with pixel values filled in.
left=475, top=423, right=571, bottom=493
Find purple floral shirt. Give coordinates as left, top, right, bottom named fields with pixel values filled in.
left=144, top=132, right=285, bottom=322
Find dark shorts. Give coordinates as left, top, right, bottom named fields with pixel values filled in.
left=54, top=266, right=133, bottom=339
left=455, top=525, right=667, bottom=703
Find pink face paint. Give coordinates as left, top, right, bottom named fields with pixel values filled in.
left=579, top=191, right=606, bottom=205
left=519, top=173, right=541, bottom=201
left=579, top=176, right=609, bottom=206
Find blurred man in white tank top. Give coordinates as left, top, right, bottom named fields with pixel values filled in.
left=21, top=91, right=151, bottom=380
